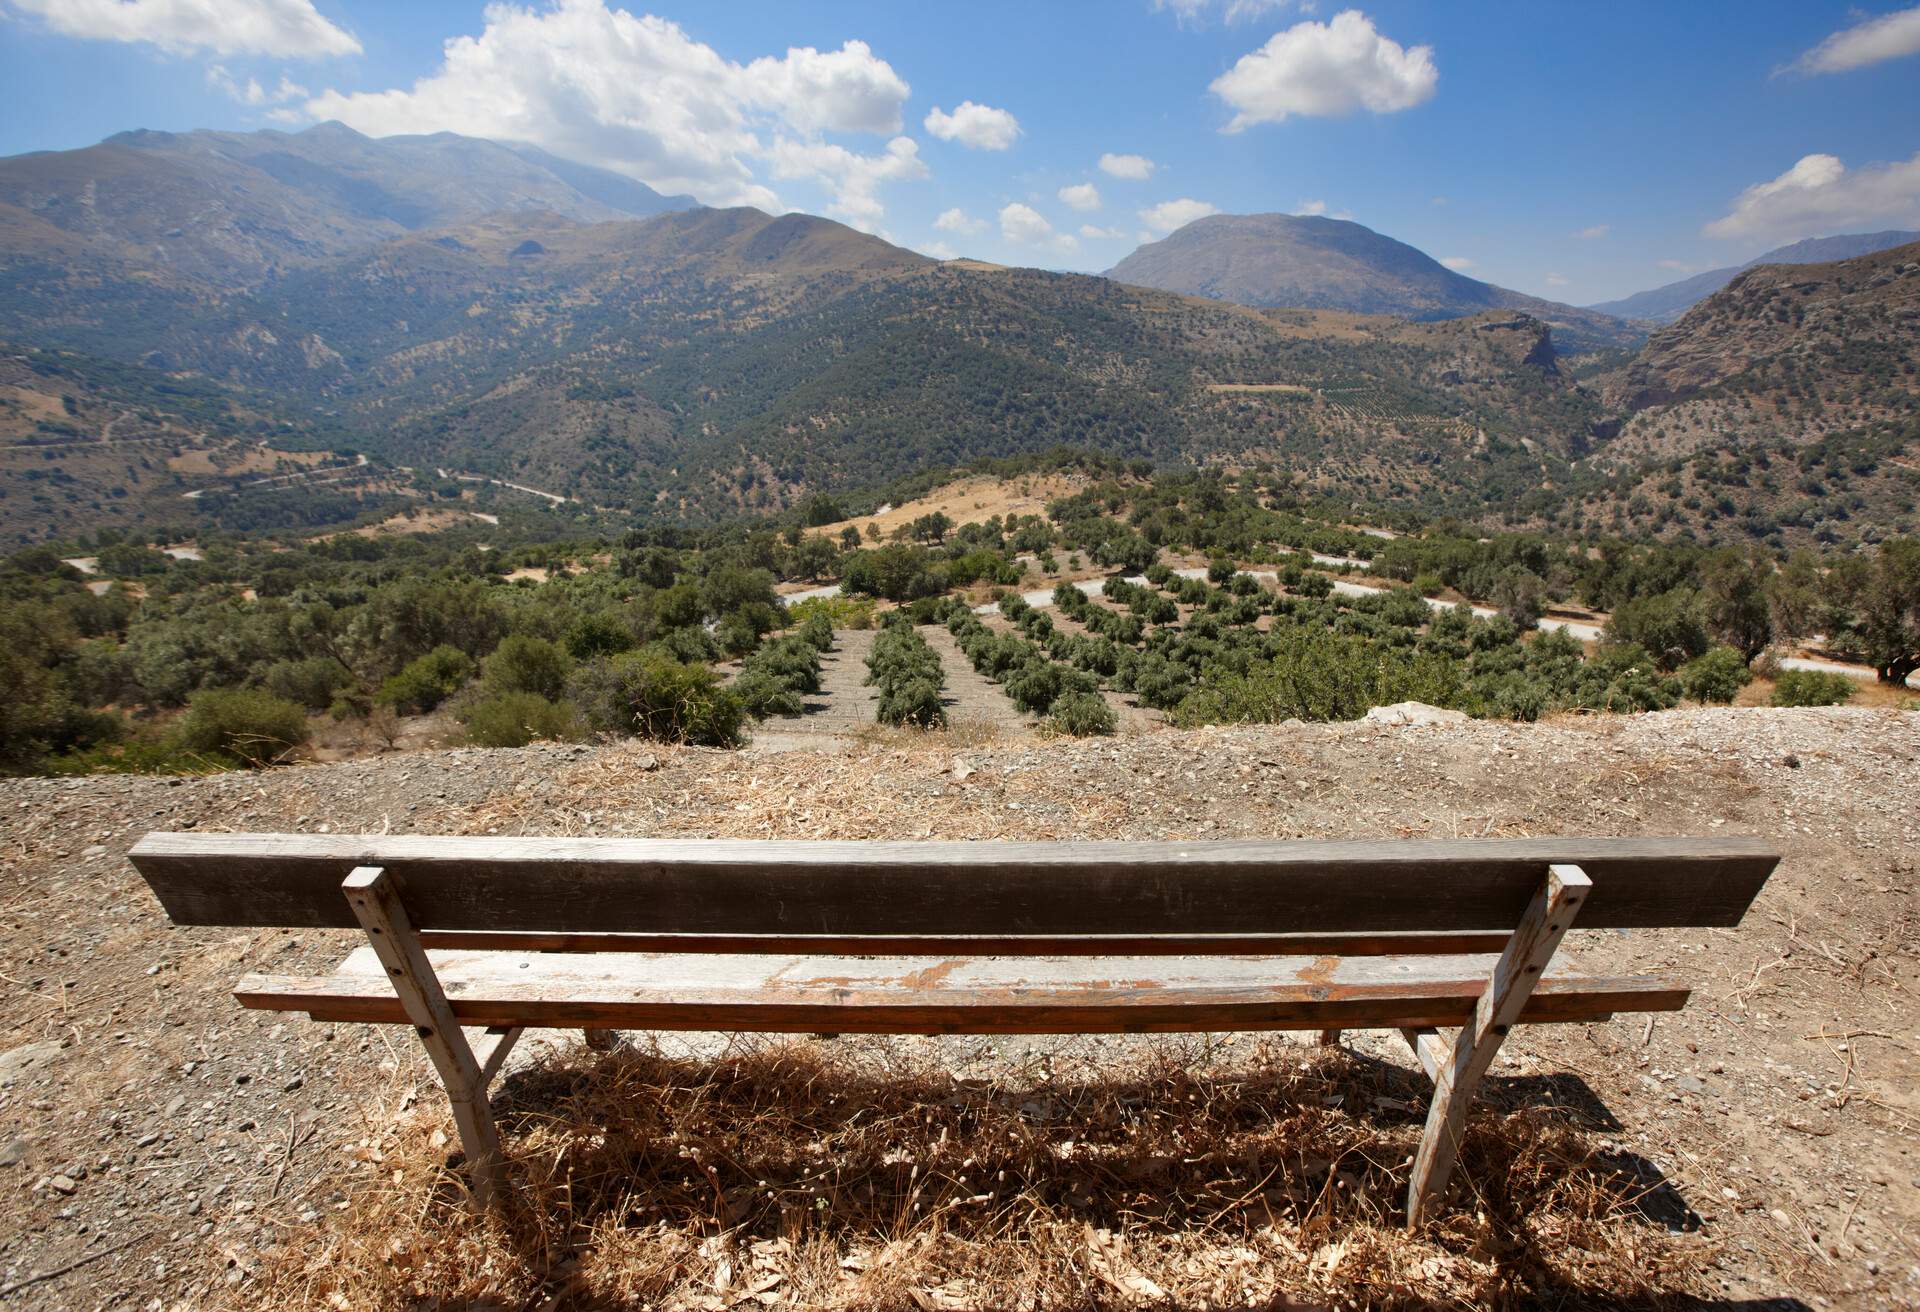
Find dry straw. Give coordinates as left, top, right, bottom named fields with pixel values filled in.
left=234, top=1037, right=1710, bottom=1310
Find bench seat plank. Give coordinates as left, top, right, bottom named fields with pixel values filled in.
left=235, top=949, right=1688, bottom=1034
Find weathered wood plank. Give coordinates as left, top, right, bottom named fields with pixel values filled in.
left=469, top=1026, right=522, bottom=1085
left=1400, top=1027, right=1450, bottom=1083
left=342, top=868, right=503, bottom=1212
left=413, top=930, right=1517, bottom=956
left=1406, top=863, right=1590, bottom=1227
left=231, top=946, right=1685, bottom=1033
left=130, top=833, right=1779, bottom=934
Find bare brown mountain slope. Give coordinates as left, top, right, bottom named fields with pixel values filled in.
left=1596, top=238, right=1920, bottom=467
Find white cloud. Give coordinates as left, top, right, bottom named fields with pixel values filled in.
left=298, top=4, right=919, bottom=219
left=1430, top=195, right=1448, bottom=206
left=1656, top=258, right=1698, bottom=272
left=4, top=0, right=359, bottom=56
left=1210, top=9, right=1437, bottom=131
left=933, top=207, right=985, bottom=234
left=998, top=202, right=1077, bottom=253
left=1573, top=224, right=1609, bottom=239
left=1703, top=151, right=1920, bottom=243
left=1544, top=273, right=1569, bottom=287
left=923, top=100, right=1021, bottom=150
left=1098, top=152, right=1156, bottom=180
left=1788, top=6, right=1920, bottom=75
left=1079, top=223, right=1124, bottom=239
left=207, top=63, right=306, bottom=105
left=764, top=135, right=926, bottom=229
left=1154, top=0, right=1293, bottom=24
left=1138, top=197, right=1220, bottom=234
left=742, top=39, right=909, bottom=135
left=1439, top=255, right=1474, bottom=271
left=919, top=239, right=959, bottom=260
left=1058, top=182, right=1102, bottom=211
left=1295, top=198, right=1327, bottom=216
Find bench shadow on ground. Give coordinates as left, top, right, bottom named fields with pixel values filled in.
left=447, top=1040, right=1802, bottom=1310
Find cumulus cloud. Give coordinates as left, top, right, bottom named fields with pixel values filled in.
left=1058, top=182, right=1101, bottom=211
left=1573, top=224, right=1609, bottom=239
left=919, top=239, right=959, bottom=260
left=923, top=100, right=1021, bottom=150
left=1439, top=255, right=1474, bottom=271
left=998, top=202, right=1077, bottom=253
left=1139, top=197, right=1220, bottom=234
left=764, top=135, right=926, bottom=229
left=207, top=63, right=307, bottom=104
left=1296, top=198, right=1327, bottom=216
left=1210, top=9, right=1436, bottom=131
left=1544, top=273, right=1569, bottom=287
left=1079, top=223, right=1124, bottom=239
left=4, top=0, right=360, bottom=56
left=1703, top=151, right=1920, bottom=243
left=1656, top=258, right=1698, bottom=272
left=1099, top=152, right=1156, bottom=180
left=299, top=3, right=919, bottom=219
left=1787, top=6, right=1920, bottom=75
left=933, top=207, right=985, bottom=234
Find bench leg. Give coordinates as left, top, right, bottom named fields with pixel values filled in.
left=343, top=866, right=505, bottom=1214
left=1406, top=863, right=1589, bottom=1229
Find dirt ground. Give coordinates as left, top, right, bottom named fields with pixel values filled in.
left=0, top=707, right=1914, bottom=1309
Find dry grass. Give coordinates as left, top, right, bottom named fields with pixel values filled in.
left=234, top=1040, right=1712, bottom=1310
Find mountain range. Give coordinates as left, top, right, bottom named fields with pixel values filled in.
left=0, top=124, right=1913, bottom=550
left=0, top=121, right=693, bottom=287
left=1587, top=230, right=1920, bottom=324
left=1104, top=212, right=1638, bottom=353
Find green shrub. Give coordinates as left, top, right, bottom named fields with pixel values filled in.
left=173, top=689, right=309, bottom=766
left=788, top=594, right=876, bottom=630
left=459, top=692, right=581, bottom=748
left=1603, top=589, right=1709, bottom=671
left=732, top=670, right=805, bottom=718
left=377, top=645, right=475, bottom=714
left=481, top=635, right=571, bottom=701
left=1768, top=669, right=1856, bottom=707
left=865, top=624, right=947, bottom=727
left=1679, top=646, right=1753, bottom=704
left=259, top=656, right=354, bottom=712
left=1046, top=691, right=1117, bottom=736
left=568, top=648, right=745, bottom=746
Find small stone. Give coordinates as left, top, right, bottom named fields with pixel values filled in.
left=50, top=1174, right=78, bottom=1195
left=0, top=1138, right=27, bottom=1167
left=282, top=1075, right=303, bottom=1093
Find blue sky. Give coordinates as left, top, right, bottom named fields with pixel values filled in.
left=4, top=0, right=1920, bottom=304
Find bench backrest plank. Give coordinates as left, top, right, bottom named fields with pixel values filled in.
left=129, top=832, right=1778, bottom=941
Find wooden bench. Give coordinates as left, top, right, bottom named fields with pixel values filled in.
left=128, top=832, right=1778, bottom=1226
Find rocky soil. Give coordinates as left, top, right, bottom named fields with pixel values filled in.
left=0, top=707, right=1915, bottom=1308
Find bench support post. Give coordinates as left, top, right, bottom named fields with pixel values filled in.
left=1406, top=862, right=1589, bottom=1228
left=343, top=866, right=505, bottom=1213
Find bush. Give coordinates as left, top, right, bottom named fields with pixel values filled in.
left=459, top=692, right=581, bottom=748
left=568, top=648, right=745, bottom=746
left=1046, top=691, right=1117, bottom=736
left=173, top=689, right=309, bottom=766
left=732, top=670, right=805, bottom=718
left=259, top=656, right=354, bottom=713
left=1679, top=646, right=1753, bottom=704
left=865, top=624, right=947, bottom=728
left=377, top=645, right=475, bottom=714
left=481, top=634, right=571, bottom=701
left=788, top=594, right=875, bottom=630
left=1768, top=669, right=1856, bottom=707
